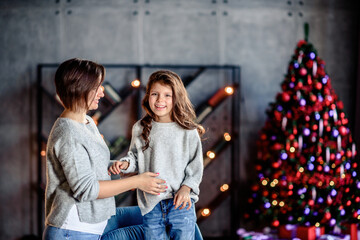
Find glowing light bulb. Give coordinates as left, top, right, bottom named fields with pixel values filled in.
left=224, top=132, right=231, bottom=141
left=220, top=184, right=229, bottom=192
left=262, top=180, right=268, bottom=186
left=201, top=208, right=211, bottom=217
left=41, top=150, right=46, bottom=157
left=224, top=86, right=234, bottom=95
left=207, top=151, right=215, bottom=159
left=131, top=79, right=141, bottom=88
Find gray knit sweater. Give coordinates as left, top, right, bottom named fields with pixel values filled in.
left=44, top=116, right=115, bottom=227
left=121, top=120, right=203, bottom=215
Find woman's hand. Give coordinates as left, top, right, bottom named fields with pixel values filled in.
left=174, top=185, right=192, bottom=210
left=108, top=161, right=129, bottom=175
left=136, top=172, right=167, bottom=195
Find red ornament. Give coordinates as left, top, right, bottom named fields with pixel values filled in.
left=307, top=75, right=313, bottom=85
left=297, top=40, right=307, bottom=47
left=325, top=212, right=331, bottom=219
left=339, top=126, right=347, bottom=136
left=346, top=150, right=352, bottom=158
left=297, top=81, right=303, bottom=88
left=310, top=94, right=317, bottom=102
left=272, top=220, right=280, bottom=227
left=337, top=101, right=344, bottom=110
left=306, top=60, right=313, bottom=69
left=323, top=112, right=329, bottom=120
left=282, top=92, right=291, bottom=102
left=299, top=68, right=307, bottom=76
left=315, top=82, right=322, bottom=90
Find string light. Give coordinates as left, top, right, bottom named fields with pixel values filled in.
left=41, top=150, right=46, bottom=157
left=131, top=79, right=141, bottom=88
left=201, top=208, right=211, bottom=217
left=220, top=184, right=229, bottom=192
left=224, top=132, right=231, bottom=141
left=224, top=86, right=234, bottom=95
left=207, top=151, right=215, bottom=159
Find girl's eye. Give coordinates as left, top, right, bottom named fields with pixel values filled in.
left=166, top=95, right=172, bottom=97
left=151, top=93, right=157, bottom=96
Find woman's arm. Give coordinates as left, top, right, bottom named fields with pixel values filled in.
left=98, top=172, right=167, bottom=199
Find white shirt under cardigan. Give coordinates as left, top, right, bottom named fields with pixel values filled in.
left=120, top=120, right=204, bottom=216
left=45, top=116, right=115, bottom=232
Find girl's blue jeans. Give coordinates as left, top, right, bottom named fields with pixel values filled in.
left=102, top=206, right=203, bottom=240
left=143, top=199, right=196, bottom=240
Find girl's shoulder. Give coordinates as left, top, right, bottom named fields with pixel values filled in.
left=132, top=120, right=144, bottom=133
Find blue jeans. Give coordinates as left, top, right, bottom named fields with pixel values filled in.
left=101, top=206, right=202, bottom=240
left=143, top=199, right=196, bottom=240
left=43, top=226, right=101, bottom=240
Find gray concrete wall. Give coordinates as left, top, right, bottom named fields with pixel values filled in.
left=0, top=0, right=358, bottom=239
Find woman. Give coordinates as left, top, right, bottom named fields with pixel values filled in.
left=43, top=58, right=203, bottom=240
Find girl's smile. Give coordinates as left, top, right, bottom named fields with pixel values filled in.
left=149, top=82, right=173, bottom=123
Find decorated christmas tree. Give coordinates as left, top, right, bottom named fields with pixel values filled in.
left=245, top=26, right=360, bottom=230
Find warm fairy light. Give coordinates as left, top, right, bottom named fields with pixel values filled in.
left=315, top=222, right=320, bottom=227
left=270, top=181, right=276, bottom=187
left=297, top=217, right=302, bottom=222
left=207, top=151, right=216, bottom=159
left=299, top=167, right=304, bottom=173
left=279, top=201, right=285, bottom=207
left=262, top=180, right=268, bottom=186
left=318, top=182, right=323, bottom=187
left=290, top=147, right=295, bottom=153
left=131, top=79, right=141, bottom=88
left=331, top=163, right=336, bottom=168
left=41, top=150, right=46, bottom=157
left=273, top=179, right=278, bottom=184
left=224, top=132, right=231, bottom=141
left=272, top=200, right=278, bottom=206
left=330, top=181, right=334, bottom=186
left=220, top=184, right=229, bottom=192
left=358, top=215, right=360, bottom=220
left=201, top=208, right=211, bottom=217
left=341, top=174, right=346, bottom=179
left=224, top=86, right=234, bottom=95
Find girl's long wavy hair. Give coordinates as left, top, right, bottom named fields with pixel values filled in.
left=140, top=70, right=205, bottom=151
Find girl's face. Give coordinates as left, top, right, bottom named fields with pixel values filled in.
left=87, top=79, right=104, bottom=111
left=148, top=82, right=173, bottom=123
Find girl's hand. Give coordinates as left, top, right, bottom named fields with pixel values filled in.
left=108, top=161, right=129, bottom=175
left=136, top=172, right=167, bottom=195
left=174, top=185, right=192, bottom=210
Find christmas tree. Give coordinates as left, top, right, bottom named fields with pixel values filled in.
left=245, top=28, right=360, bottom=229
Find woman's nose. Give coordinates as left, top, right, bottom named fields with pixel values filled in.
left=98, top=86, right=105, bottom=97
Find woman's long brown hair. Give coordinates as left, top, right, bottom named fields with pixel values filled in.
left=140, top=70, right=205, bottom=151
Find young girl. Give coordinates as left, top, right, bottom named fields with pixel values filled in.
left=43, top=58, right=167, bottom=240
left=109, top=70, right=205, bottom=240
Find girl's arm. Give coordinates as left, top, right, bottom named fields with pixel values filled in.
left=98, top=172, right=166, bottom=199
left=181, top=130, right=204, bottom=195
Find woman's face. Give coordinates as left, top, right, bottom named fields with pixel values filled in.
left=88, top=79, right=104, bottom=111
